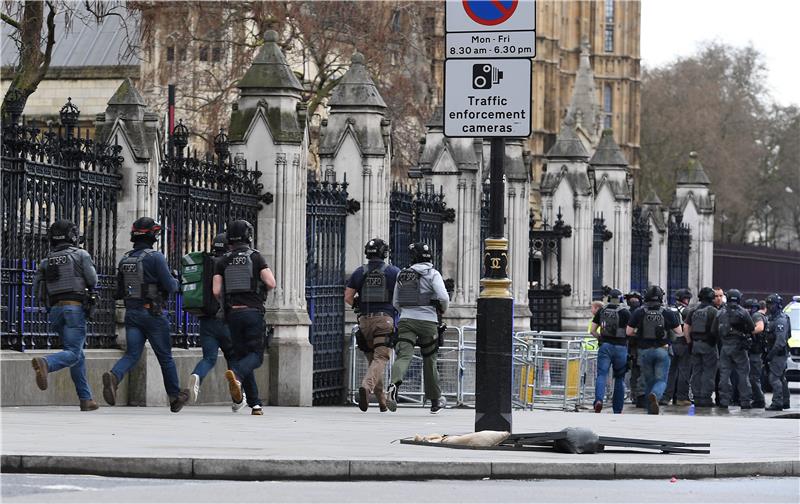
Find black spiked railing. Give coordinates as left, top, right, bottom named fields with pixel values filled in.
left=1, top=98, right=123, bottom=350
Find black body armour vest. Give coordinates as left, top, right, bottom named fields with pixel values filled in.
left=690, top=305, right=715, bottom=341
left=119, top=249, right=158, bottom=300
left=45, top=246, right=87, bottom=299
left=224, top=249, right=257, bottom=295
left=600, top=304, right=626, bottom=340
left=640, top=305, right=666, bottom=342
left=396, top=267, right=432, bottom=307
left=359, top=263, right=389, bottom=304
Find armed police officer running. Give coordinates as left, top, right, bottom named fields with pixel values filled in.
left=186, top=233, right=235, bottom=404
left=764, top=294, right=791, bottom=411
left=590, top=289, right=630, bottom=414
left=104, top=218, right=189, bottom=412
left=31, top=220, right=99, bottom=411
left=684, top=287, right=719, bottom=408
left=664, top=288, right=693, bottom=406
left=345, top=238, right=400, bottom=412
left=623, top=291, right=646, bottom=407
left=626, top=286, right=683, bottom=415
left=744, top=299, right=768, bottom=408
left=713, top=289, right=756, bottom=409
left=213, top=220, right=276, bottom=415
left=386, top=242, right=450, bottom=414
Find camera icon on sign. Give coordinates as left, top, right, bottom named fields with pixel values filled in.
left=472, top=64, right=504, bottom=89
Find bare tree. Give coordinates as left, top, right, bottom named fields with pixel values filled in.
left=1, top=1, right=138, bottom=120
left=639, top=42, right=799, bottom=246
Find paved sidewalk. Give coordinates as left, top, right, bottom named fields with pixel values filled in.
left=2, top=403, right=799, bottom=481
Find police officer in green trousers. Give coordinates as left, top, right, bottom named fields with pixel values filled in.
left=684, top=287, right=719, bottom=407
left=345, top=238, right=400, bottom=412
left=744, top=299, right=768, bottom=408
left=386, top=242, right=450, bottom=414
left=213, top=220, right=276, bottom=416
left=31, top=219, right=99, bottom=411
left=713, top=289, right=756, bottom=409
left=103, top=217, right=189, bottom=412
left=764, top=294, right=791, bottom=411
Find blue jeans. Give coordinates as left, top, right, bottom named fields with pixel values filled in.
left=227, top=309, right=266, bottom=407
left=191, top=318, right=234, bottom=384
left=111, top=308, right=180, bottom=398
left=595, top=342, right=628, bottom=413
left=45, top=305, right=92, bottom=401
left=639, top=346, right=671, bottom=401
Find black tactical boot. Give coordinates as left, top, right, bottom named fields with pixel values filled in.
left=102, top=372, right=118, bottom=406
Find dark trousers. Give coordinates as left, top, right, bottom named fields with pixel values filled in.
left=192, top=317, right=234, bottom=384
left=748, top=352, right=765, bottom=406
left=665, top=341, right=691, bottom=402
left=227, top=309, right=266, bottom=407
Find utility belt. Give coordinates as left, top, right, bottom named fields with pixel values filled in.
left=55, top=300, right=82, bottom=306
left=359, top=311, right=393, bottom=319
left=600, top=337, right=628, bottom=347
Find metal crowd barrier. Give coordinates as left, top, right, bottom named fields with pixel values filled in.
left=347, top=326, right=601, bottom=411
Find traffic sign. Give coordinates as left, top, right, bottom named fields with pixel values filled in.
left=446, top=0, right=536, bottom=33
left=443, top=58, right=531, bottom=138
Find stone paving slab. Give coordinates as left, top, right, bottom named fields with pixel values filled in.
left=2, top=405, right=798, bottom=480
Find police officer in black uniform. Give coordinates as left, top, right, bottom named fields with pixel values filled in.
left=623, top=291, right=646, bottom=406
left=344, top=238, right=400, bottom=412
left=684, top=287, right=719, bottom=407
left=764, top=294, right=791, bottom=411
left=589, top=289, right=630, bottom=414
left=104, top=217, right=189, bottom=412
left=665, top=288, right=693, bottom=406
left=31, top=219, right=99, bottom=411
left=213, top=220, right=276, bottom=416
left=744, top=299, right=768, bottom=408
left=713, top=289, right=756, bottom=409
left=187, top=232, right=236, bottom=404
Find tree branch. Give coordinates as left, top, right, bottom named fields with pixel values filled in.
left=1, top=12, right=21, bottom=30
left=35, top=1, right=57, bottom=82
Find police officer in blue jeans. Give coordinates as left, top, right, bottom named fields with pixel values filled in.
left=213, top=220, right=276, bottom=416
left=626, top=285, right=683, bottom=415
left=590, top=288, right=630, bottom=414
left=187, top=232, right=236, bottom=405
left=103, top=217, right=189, bottom=412
left=31, top=220, right=99, bottom=411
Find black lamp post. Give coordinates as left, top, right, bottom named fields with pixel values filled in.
left=214, top=127, right=229, bottom=171
left=475, top=137, right=513, bottom=433
left=59, top=97, right=80, bottom=140
left=172, top=119, right=189, bottom=160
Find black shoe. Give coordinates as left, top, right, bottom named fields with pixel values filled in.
left=740, top=403, right=752, bottom=410
left=430, top=396, right=447, bottom=414
left=765, top=404, right=783, bottom=411
left=752, top=401, right=766, bottom=408
left=594, top=400, right=603, bottom=413
left=102, top=372, right=118, bottom=406
left=31, top=357, right=48, bottom=391
left=635, top=395, right=646, bottom=408
left=647, top=393, right=659, bottom=415
left=170, top=389, right=190, bottom=413
left=357, top=387, right=369, bottom=412
left=386, top=383, right=399, bottom=412
left=783, top=404, right=791, bottom=410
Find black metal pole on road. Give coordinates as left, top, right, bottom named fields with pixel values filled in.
left=475, top=136, right=513, bottom=433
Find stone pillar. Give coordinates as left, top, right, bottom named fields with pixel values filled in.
left=590, top=129, right=632, bottom=293
left=94, top=78, right=162, bottom=356
left=227, top=30, right=312, bottom=406
left=416, top=107, right=482, bottom=327
left=504, top=139, right=532, bottom=330
left=318, top=52, right=391, bottom=273
left=672, top=152, right=715, bottom=295
left=641, top=190, right=669, bottom=291
left=539, top=119, right=594, bottom=331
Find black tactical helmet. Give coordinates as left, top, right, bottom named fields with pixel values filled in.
left=698, top=287, right=715, bottom=303
left=675, top=288, right=692, bottom=303
left=130, top=217, right=161, bottom=243
left=227, top=220, right=253, bottom=245
left=765, top=293, right=783, bottom=308
left=364, top=238, right=389, bottom=259
left=644, top=285, right=665, bottom=303
left=48, top=219, right=79, bottom=245
left=743, top=298, right=759, bottom=311
left=726, top=289, right=743, bottom=305
left=212, top=232, right=228, bottom=256
left=409, top=242, right=432, bottom=263
left=607, top=288, right=623, bottom=303
left=624, top=290, right=642, bottom=301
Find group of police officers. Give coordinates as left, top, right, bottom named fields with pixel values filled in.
left=30, top=218, right=792, bottom=417
left=31, top=217, right=274, bottom=415
left=590, top=284, right=792, bottom=415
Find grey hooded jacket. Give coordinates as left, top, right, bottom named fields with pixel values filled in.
left=392, top=262, right=449, bottom=323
